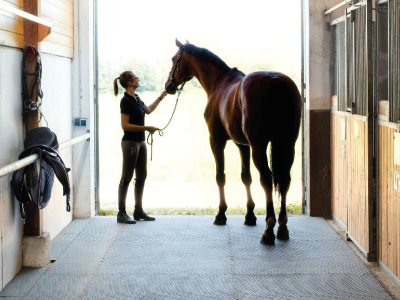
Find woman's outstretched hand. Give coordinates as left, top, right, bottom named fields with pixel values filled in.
left=159, top=91, right=168, bottom=101
left=146, top=126, right=158, bottom=134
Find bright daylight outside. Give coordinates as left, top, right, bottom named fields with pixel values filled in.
left=97, top=0, right=302, bottom=216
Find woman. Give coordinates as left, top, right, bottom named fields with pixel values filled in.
left=113, top=71, right=167, bottom=224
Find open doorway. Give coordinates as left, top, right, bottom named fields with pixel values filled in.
left=97, top=0, right=302, bottom=215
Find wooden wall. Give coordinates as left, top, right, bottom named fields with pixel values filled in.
left=331, top=111, right=371, bottom=257
left=0, top=0, right=73, bottom=58
left=346, top=118, right=369, bottom=252
left=331, top=113, right=347, bottom=225
left=40, top=0, right=73, bottom=58
left=378, top=124, right=400, bottom=279
left=0, top=0, right=24, bottom=48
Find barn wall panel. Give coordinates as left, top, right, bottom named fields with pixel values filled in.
left=331, top=113, right=347, bottom=225
left=346, top=118, right=369, bottom=252
left=378, top=125, right=400, bottom=279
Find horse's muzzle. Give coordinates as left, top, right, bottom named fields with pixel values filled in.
left=165, top=81, right=177, bottom=95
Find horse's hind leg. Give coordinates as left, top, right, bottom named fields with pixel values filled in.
left=271, top=142, right=296, bottom=241
left=236, top=143, right=256, bottom=226
left=210, top=137, right=228, bottom=225
left=251, top=144, right=276, bottom=245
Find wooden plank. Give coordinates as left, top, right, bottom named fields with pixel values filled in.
left=378, top=126, right=385, bottom=261
left=5, top=0, right=23, bottom=8
left=0, top=13, right=23, bottom=34
left=48, top=20, right=73, bottom=38
left=44, top=31, right=72, bottom=48
left=396, top=162, right=400, bottom=277
left=40, top=40, right=73, bottom=57
left=388, top=128, right=396, bottom=272
left=0, top=28, right=23, bottom=47
left=40, top=1, right=72, bottom=28
left=347, top=118, right=369, bottom=252
left=381, top=126, right=388, bottom=264
left=42, top=0, right=72, bottom=16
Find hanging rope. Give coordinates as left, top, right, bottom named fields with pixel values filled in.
left=146, top=82, right=186, bottom=161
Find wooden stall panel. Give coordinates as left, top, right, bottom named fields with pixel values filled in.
left=331, top=113, right=348, bottom=226
left=379, top=126, right=400, bottom=279
left=0, top=0, right=24, bottom=48
left=347, top=118, right=369, bottom=252
left=40, top=0, right=73, bottom=58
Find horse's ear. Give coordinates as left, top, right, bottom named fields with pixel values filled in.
left=176, top=38, right=183, bottom=49
left=186, top=40, right=190, bottom=44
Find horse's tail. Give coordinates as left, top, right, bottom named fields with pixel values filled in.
left=270, top=139, right=296, bottom=195
left=269, top=79, right=301, bottom=196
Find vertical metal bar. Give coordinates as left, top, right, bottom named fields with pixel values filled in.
left=345, top=11, right=349, bottom=111
left=301, top=0, right=306, bottom=214
left=351, top=10, right=358, bottom=114
left=366, top=0, right=377, bottom=261
left=388, top=0, right=393, bottom=121
left=93, top=0, right=100, bottom=215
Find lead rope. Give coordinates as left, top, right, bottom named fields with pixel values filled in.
left=147, top=82, right=186, bottom=160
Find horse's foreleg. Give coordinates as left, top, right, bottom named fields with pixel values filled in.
left=252, top=145, right=276, bottom=245
left=236, top=144, right=256, bottom=226
left=210, top=137, right=227, bottom=225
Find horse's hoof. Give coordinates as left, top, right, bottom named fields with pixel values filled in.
left=214, top=215, right=227, bottom=226
left=277, top=226, right=290, bottom=241
left=244, top=213, right=257, bottom=226
left=260, top=232, right=275, bottom=245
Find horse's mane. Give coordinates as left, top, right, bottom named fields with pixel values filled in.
left=184, top=44, right=232, bottom=74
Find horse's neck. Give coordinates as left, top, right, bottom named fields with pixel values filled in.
left=192, top=63, right=227, bottom=96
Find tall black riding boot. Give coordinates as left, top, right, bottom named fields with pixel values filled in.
left=117, top=178, right=136, bottom=224
left=133, top=179, right=155, bottom=221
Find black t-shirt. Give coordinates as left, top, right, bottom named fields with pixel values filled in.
left=120, top=92, right=146, bottom=142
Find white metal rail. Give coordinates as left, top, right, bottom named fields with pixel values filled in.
left=0, top=133, right=90, bottom=178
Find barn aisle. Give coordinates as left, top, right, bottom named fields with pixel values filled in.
left=0, top=216, right=394, bottom=300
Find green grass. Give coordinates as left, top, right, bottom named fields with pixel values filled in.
left=99, top=203, right=303, bottom=216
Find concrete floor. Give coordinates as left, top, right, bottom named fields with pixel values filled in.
left=0, top=216, right=397, bottom=300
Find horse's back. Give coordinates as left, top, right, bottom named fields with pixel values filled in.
left=240, top=71, right=302, bottom=144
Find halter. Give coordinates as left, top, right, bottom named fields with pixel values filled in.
left=167, top=44, right=188, bottom=91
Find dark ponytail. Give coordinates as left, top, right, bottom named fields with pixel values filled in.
left=113, top=71, right=135, bottom=97
left=113, top=77, right=120, bottom=96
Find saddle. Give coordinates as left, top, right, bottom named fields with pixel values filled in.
left=10, top=127, right=71, bottom=223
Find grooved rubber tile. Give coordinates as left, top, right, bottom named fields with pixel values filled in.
left=0, top=267, right=48, bottom=297
left=230, top=240, right=368, bottom=275
left=78, top=274, right=236, bottom=300
left=117, top=215, right=230, bottom=242
left=57, top=218, right=91, bottom=234
left=3, top=216, right=394, bottom=300
left=228, top=215, right=341, bottom=242
left=20, top=274, right=92, bottom=300
left=232, top=273, right=393, bottom=300
left=96, top=239, right=233, bottom=275
left=49, top=235, right=118, bottom=275
left=51, top=233, right=77, bottom=261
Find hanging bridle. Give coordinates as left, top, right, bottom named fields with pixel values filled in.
left=167, top=44, right=189, bottom=92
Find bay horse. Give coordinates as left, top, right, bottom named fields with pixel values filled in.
left=165, top=39, right=302, bottom=245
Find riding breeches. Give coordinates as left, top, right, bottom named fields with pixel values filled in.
left=120, top=140, right=147, bottom=185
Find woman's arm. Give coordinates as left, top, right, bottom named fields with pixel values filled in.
left=121, top=114, right=157, bottom=134
left=144, top=91, right=168, bottom=114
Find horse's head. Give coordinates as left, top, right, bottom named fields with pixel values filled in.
left=165, top=39, right=194, bottom=95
